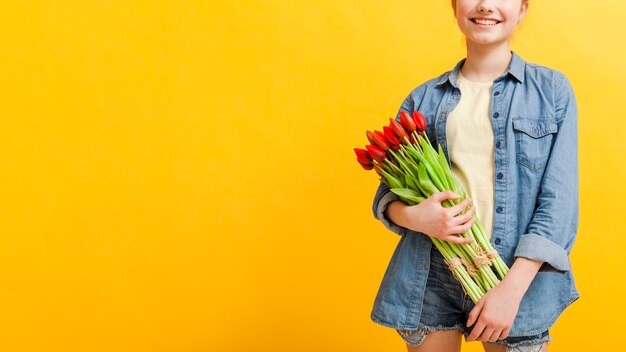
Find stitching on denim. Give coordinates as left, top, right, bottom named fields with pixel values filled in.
left=404, top=241, right=431, bottom=327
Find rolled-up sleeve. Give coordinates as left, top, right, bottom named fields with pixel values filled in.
left=513, top=72, right=579, bottom=273
left=372, top=180, right=405, bottom=236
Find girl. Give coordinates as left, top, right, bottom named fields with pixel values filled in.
left=370, top=1, right=579, bottom=351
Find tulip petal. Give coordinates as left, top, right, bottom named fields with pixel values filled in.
left=400, top=111, right=416, bottom=132
left=389, top=118, right=408, bottom=141
left=383, top=126, right=401, bottom=147
left=357, top=159, right=374, bottom=170
left=366, top=144, right=387, bottom=162
left=372, top=130, right=390, bottom=151
left=354, top=148, right=373, bottom=164
left=412, top=111, right=427, bottom=132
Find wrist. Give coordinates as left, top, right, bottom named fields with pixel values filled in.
left=500, top=257, right=543, bottom=299
left=499, top=276, right=527, bottom=302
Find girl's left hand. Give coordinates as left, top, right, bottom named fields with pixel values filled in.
left=465, top=281, right=524, bottom=342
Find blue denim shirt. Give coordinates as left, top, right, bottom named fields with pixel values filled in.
left=371, top=51, right=580, bottom=336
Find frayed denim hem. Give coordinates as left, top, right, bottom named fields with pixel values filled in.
left=490, top=334, right=551, bottom=350
left=395, top=323, right=465, bottom=347
left=462, top=329, right=552, bottom=350
left=397, top=325, right=551, bottom=350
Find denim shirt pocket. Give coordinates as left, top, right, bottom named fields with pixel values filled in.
left=512, top=117, right=559, bottom=172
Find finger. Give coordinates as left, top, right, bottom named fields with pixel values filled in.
left=487, top=329, right=502, bottom=342
left=478, top=328, right=496, bottom=342
left=447, top=197, right=472, bottom=215
left=466, top=320, right=486, bottom=342
left=498, top=327, right=511, bottom=341
left=467, top=299, right=484, bottom=327
left=450, top=206, right=476, bottom=226
left=431, top=190, right=461, bottom=203
left=444, top=234, right=474, bottom=244
left=447, top=217, right=476, bottom=235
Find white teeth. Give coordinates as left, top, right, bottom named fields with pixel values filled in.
left=474, top=19, right=498, bottom=25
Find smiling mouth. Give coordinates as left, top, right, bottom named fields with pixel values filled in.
left=471, top=18, right=501, bottom=26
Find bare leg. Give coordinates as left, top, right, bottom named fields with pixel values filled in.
left=406, top=330, right=462, bottom=352
left=482, top=341, right=548, bottom=352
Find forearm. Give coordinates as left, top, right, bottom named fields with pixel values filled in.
left=384, top=200, right=411, bottom=229
left=372, top=182, right=406, bottom=236
left=500, top=257, right=543, bottom=300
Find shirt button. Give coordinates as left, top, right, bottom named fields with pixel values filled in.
left=496, top=207, right=503, bottom=213
left=493, top=112, right=500, bottom=118
left=495, top=238, right=501, bottom=245
left=497, top=172, right=504, bottom=179
left=494, top=91, right=500, bottom=96
left=495, top=141, right=501, bottom=148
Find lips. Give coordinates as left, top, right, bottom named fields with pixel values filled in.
left=471, top=18, right=501, bottom=26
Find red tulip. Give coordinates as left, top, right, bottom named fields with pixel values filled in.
left=389, top=118, right=408, bottom=141
left=366, top=144, right=387, bottom=162
left=412, top=111, right=427, bottom=132
left=354, top=148, right=373, bottom=164
left=399, top=111, right=416, bottom=132
left=366, top=130, right=377, bottom=146
left=372, top=130, right=390, bottom=151
left=357, top=160, right=374, bottom=170
left=383, top=126, right=401, bottom=150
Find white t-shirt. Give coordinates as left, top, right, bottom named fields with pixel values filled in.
left=445, top=72, right=495, bottom=240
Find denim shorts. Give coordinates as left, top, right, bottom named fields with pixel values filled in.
left=395, top=245, right=551, bottom=351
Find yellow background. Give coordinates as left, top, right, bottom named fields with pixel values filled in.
left=0, top=1, right=624, bottom=351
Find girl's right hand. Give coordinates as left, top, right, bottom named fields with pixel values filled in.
left=397, top=190, right=475, bottom=244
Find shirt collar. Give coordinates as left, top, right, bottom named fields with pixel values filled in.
left=436, top=50, right=525, bottom=87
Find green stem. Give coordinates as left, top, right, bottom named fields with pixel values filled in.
left=433, top=239, right=483, bottom=301
left=389, top=150, right=416, bottom=179
left=470, top=218, right=510, bottom=279
left=384, top=159, right=404, bottom=176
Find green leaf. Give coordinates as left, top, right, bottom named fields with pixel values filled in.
left=405, top=146, right=427, bottom=165
left=380, top=169, right=404, bottom=189
left=390, top=188, right=426, bottom=203
left=417, top=138, right=447, bottom=191
left=417, top=163, right=439, bottom=196
left=404, top=174, right=421, bottom=195
left=437, top=145, right=467, bottom=199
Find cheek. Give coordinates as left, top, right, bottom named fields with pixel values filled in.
left=456, top=4, right=472, bottom=17
left=504, top=5, right=524, bottom=21
left=454, top=0, right=474, bottom=17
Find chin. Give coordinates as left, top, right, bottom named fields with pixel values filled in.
left=467, top=36, right=507, bottom=46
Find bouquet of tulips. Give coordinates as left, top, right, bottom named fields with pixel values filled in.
left=355, top=110, right=509, bottom=302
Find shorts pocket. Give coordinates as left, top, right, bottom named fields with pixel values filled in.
left=512, top=117, right=558, bottom=172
